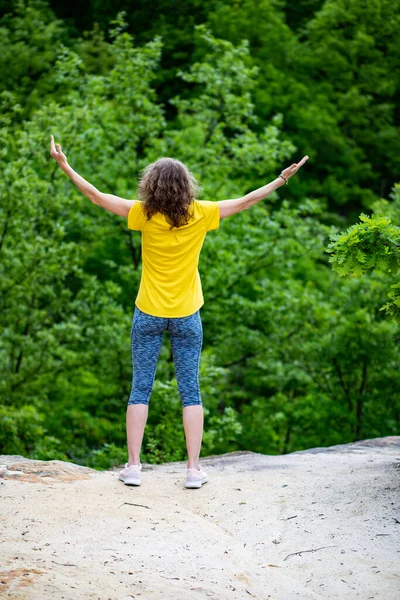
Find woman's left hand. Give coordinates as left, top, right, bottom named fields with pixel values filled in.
left=50, top=135, right=68, bottom=169
left=281, top=155, right=309, bottom=182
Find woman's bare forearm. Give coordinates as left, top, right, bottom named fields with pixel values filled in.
left=61, top=163, right=99, bottom=203
left=49, top=136, right=132, bottom=216
left=59, top=160, right=135, bottom=216
left=218, top=176, right=286, bottom=219
left=242, top=176, right=286, bottom=209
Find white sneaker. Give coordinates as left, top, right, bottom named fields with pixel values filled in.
left=118, top=462, right=142, bottom=486
left=185, top=465, right=208, bottom=489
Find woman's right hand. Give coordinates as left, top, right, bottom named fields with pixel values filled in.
left=50, top=135, right=68, bottom=170
left=281, top=155, right=309, bottom=181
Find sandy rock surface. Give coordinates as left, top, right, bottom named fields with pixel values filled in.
left=1, top=437, right=399, bottom=599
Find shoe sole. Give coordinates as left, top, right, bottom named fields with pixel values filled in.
left=118, top=476, right=141, bottom=486
left=185, top=477, right=208, bottom=489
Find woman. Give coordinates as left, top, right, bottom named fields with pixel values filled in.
left=50, top=134, right=308, bottom=489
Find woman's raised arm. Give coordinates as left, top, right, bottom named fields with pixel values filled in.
left=218, top=155, right=309, bottom=219
left=49, top=135, right=136, bottom=217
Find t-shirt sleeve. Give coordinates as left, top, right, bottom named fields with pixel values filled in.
left=127, top=201, right=146, bottom=231
left=199, top=200, right=220, bottom=232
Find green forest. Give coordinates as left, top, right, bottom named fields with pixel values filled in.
left=1, top=0, right=399, bottom=468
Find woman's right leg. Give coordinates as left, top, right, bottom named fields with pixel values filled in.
left=182, top=405, right=204, bottom=470
left=127, top=307, right=166, bottom=465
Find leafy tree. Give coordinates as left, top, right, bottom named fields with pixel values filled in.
left=0, top=0, right=72, bottom=119
left=327, top=183, right=400, bottom=324
left=0, top=17, right=292, bottom=463
left=298, top=0, right=400, bottom=208
left=4, top=0, right=399, bottom=218
left=207, top=0, right=400, bottom=216
left=1, top=10, right=399, bottom=467
left=0, top=12, right=166, bottom=462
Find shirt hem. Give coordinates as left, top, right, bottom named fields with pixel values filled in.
left=135, top=299, right=204, bottom=318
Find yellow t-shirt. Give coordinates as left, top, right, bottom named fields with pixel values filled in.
left=127, top=199, right=220, bottom=317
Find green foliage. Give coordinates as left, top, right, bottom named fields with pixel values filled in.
left=1, top=3, right=399, bottom=468
left=89, top=443, right=127, bottom=470
left=326, top=183, right=400, bottom=322
left=204, top=0, right=400, bottom=210
left=0, top=0, right=71, bottom=118
left=327, top=214, right=400, bottom=277
left=380, top=283, right=400, bottom=324
left=150, top=24, right=295, bottom=197
left=0, top=403, right=67, bottom=460
left=3, top=0, right=399, bottom=212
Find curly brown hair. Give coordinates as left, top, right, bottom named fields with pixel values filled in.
left=137, top=157, right=202, bottom=229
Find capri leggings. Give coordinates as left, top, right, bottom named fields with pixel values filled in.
left=128, top=305, right=203, bottom=408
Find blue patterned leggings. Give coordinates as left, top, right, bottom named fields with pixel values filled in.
left=128, top=305, right=203, bottom=407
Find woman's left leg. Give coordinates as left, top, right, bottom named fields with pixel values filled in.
left=169, top=310, right=204, bottom=470
left=126, top=404, right=148, bottom=466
